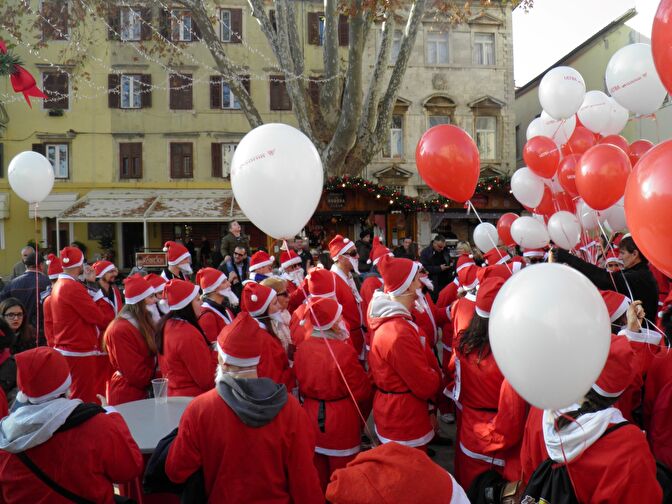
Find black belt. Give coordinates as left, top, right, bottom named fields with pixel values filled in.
left=301, top=394, right=349, bottom=402
left=377, top=388, right=411, bottom=395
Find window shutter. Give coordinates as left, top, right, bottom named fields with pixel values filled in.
left=32, top=143, right=46, bottom=156
left=241, top=75, right=251, bottom=95
left=170, top=74, right=193, bottom=110
left=270, top=78, right=279, bottom=110
left=44, top=73, right=69, bottom=109
left=338, top=15, right=349, bottom=46
left=210, top=76, right=222, bottom=109
left=131, top=142, right=142, bottom=177
left=108, top=74, right=120, bottom=108
left=119, top=142, right=131, bottom=178
left=184, top=143, right=193, bottom=177
left=231, top=9, right=243, bottom=43
left=192, top=14, right=201, bottom=41
left=140, top=8, right=152, bottom=40
left=159, top=8, right=171, bottom=40
left=307, top=12, right=319, bottom=45
left=270, top=76, right=292, bottom=111
left=183, top=74, right=193, bottom=109
left=140, top=74, right=152, bottom=108
left=56, top=74, right=69, bottom=109
left=170, top=143, right=180, bottom=178
left=211, top=142, right=222, bottom=177
left=108, top=7, right=120, bottom=40
left=268, top=10, right=277, bottom=33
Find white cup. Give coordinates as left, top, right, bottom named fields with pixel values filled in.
left=152, top=378, right=168, bottom=404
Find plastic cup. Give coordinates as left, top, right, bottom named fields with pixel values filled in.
left=152, top=378, right=168, bottom=404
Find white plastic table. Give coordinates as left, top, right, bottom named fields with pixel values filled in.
left=114, top=397, right=193, bottom=454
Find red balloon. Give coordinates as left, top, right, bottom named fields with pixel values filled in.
left=497, top=213, right=519, bottom=247
left=558, top=154, right=580, bottom=196
left=598, top=134, right=630, bottom=155
left=652, top=0, right=672, bottom=96
left=576, top=144, right=632, bottom=211
left=629, top=139, right=654, bottom=167
left=533, top=185, right=555, bottom=217
left=625, top=139, right=672, bottom=277
left=416, top=125, right=480, bottom=202
left=523, top=136, right=560, bottom=179
left=563, top=126, right=597, bottom=156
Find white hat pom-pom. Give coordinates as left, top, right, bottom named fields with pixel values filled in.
left=45, top=260, right=52, bottom=265
left=163, top=246, right=168, bottom=252
left=63, top=257, right=70, bottom=263
left=251, top=294, right=258, bottom=302
left=343, top=238, right=350, bottom=243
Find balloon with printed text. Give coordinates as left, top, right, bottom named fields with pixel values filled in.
left=523, top=136, right=560, bottom=179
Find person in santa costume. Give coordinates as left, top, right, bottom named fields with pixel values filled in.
left=165, top=312, right=323, bottom=503
left=359, top=237, right=392, bottom=328
left=92, top=260, right=123, bottom=393
left=0, top=347, right=143, bottom=503
left=145, top=273, right=168, bottom=314
left=520, top=335, right=662, bottom=503
left=367, top=255, right=442, bottom=450
left=289, top=268, right=337, bottom=350
left=522, top=248, right=546, bottom=265
left=103, top=274, right=160, bottom=405
left=41, top=253, right=62, bottom=347
left=260, top=277, right=294, bottom=360
left=50, top=246, right=109, bottom=403
left=326, top=441, right=469, bottom=504
left=196, top=267, right=236, bottom=344
left=279, top=249, right=303, bottom=293
left=329, top=235, right=366, bottom=359
left=161, top=241, right=193, bottom=281
left=241, top=282, right=294, bottom=390
left=156, top=279, right=215, bottom=397
left=412, top=266, right=448, bottom=351
left=293, top=297, right=373, bottom=491
left=248, top=250, right=276, bottom=282
left=604, top=249, right=624, bottom=272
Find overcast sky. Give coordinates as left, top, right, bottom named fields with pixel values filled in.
left=513, top=0, right=659, bottom=87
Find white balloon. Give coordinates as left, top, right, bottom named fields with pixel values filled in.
left=603, top=197, right=627, bottom=232
left=510, top=216, right=550, bottom=249
left=473, top=223, right=499, bottom=254
left=231, top=123, right=324, bottom=239
left=547, top=211, right=581, bottom=250
left=577, top=90, right=611, bottom=134
left=525, top=117, right=545, bottom=141
left=539, top=66, right=586, bottom=120
left=598, top=97, right=629, bottom=136
left=8, top=151, right=55, bottom=204
left=548, top=176, right=563, bottom=193
left=605, top=43, right=667, bottom=115
left=511, top=168, right=545, bottom=208
left=540, top=111, right=576, bottom=147
left=577, top=199, right=606, bottom=231
left=489, top=263, right=611, bottom=410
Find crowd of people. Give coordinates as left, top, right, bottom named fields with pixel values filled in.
left=0, top=225, right=669, bottom=503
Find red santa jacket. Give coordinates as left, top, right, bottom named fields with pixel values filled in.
left=165, top=388, right=323, bottom=503
left=412, top=292, right=448, bottom=350
left=51, top=274, right=108, bottom=353
left=289, top=302, right=312, bottom=348
left=360, top=276, right=383, bottom=326
left=0, top=410, right=143, bottom=503
left=437, top=278, right=459, bottom=308
left=287, top=281, right=307, bottom=314
left=294, top=332, right=372, bottom=456
left=43, top=294, right=54, bottom=347
left=198, top=300, right=234, bottom=344
left=451, top=293, right=476, bottom=352
left=644, top=349, right=672, bottom=431
left=520, top=407, right=662, bottom=503
left=0, top=388, right=6, bottom=419
left=257, top=322, right=295, bottom=391
left=649, top=263, right=670, bottom=308
left=368, top=292, right=441, bottom=446
left=158, top=319, right=215, bottom=397
left=104, top=317, right=156, bottom=405
left=331, top=266, right=365, bottom=357
left=650, top=381, right=672, bottom=469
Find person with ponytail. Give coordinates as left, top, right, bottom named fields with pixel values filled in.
left=103, top=275, right=160, bottom=405
left=195, top=267, right=237, bottom=344
left=155, top=279, right=215, bottom=397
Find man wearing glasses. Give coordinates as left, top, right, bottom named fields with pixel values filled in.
left=222, top=246, right=249, bottom=300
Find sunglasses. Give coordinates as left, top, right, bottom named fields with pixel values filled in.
left=233, top=252, right=245, bottom=257
left=277, top=291, right=289, bottom=297
left=346, top=250, right=358, bottom=257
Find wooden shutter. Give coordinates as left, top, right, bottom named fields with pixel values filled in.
left=183, top=143, right=193, bottom=177
left=230, top=8, right=243, bottom=43
left=32, top=143, right=46, bottom=156
left=140, top=74, right=152, bottom=108
left=159, top=8, right=171, bottom=40
left=169, top=74, right=192, bottom=110
left=241, top=75, right=251, bottom=95
left=119, top=142, right=131, bottom=178
left=108, top=74, right=120, bottom=108
left=270, top=76, right=291, bottom=111
left=211, top=143, right=222, bottom=177
left=170, top=143, right=181, bottom=178
left=307, top=12, right=319, bottom=45
left=191, top=13, right=201, bottom=41
left=44, top=73, right=69, bottom=109
left=42, top=1, right=68, bottom=40
left=140, top=8, right=152, bottom=40
left=108, top=6, right=121, bottom=40
left=338, top=15, right=349, bottom=46
left=131, top=142, right=142, bottom=178
left=210, top=76, right=222, bottom=109
left=268, top=10, right=276, bottom=33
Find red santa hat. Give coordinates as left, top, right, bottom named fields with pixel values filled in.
left=249, top=250, right=275, bottom=272
left=326, top=442, right=455, bottom=504
left=367, top=236, right=392, bottom=266
left=123, top=274, right=155, bottom=305
left=46, top=253, right=63, bottom=279
left=456, top=254, right=479, bottom=290
left=600, top=290, right=631, bottom=323
left=15, top=347, right=72, bottom=404
left=92, top=260, right=117, bottom=278
left=378, top=255, right=420, bottom=297
left=306, top=268, right=337, bottom=298
left=163, top=279, right=200, bottom=311
left=329, top=234, right=355, bottom=260
left=59, top=246, right=84, bottom=269
left=522, top=248, right=546, bottom=259
left=305, top=297, right=343, bottom=331
left=195, top=267, right=227, bottom=295
left=611, top=233, right=624, bottom=250
left=144, top=273, right=167, bottom=293
left=510, top=255, right=525, bottom=273
left=483, top=247, right=511, bottom=266
left=241, top=282, right=276, bottom=317
left=280, top=249, right=302, bottom=269
left=477, top=264, right=512, bottom=285
left=216, top=312, right=261, bottom=368
left=592, top=334, right=637, bottom=398
left=604, top=249, right=624, bottom=267
left=163, top=241, right=191, bottom=266
left=475, top=276, right=506, bottom=319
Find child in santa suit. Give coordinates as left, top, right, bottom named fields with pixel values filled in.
left=293, top=297, right=372, bottom=491
left=196, top=267, right=236, bottom=344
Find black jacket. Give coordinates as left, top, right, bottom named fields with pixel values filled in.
left=0, top=270, right=50, bottom=333
left=556, top=249, right=659, bottom=321
left=355, top=240, right=372, bottom=273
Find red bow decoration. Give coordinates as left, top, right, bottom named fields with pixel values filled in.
left=0, top=39, right=47, bottom=108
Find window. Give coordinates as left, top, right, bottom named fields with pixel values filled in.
left=383, top=115, right=404, bottom=158
left=170, top=143, right=193, bottom=178
left=212, top=142, right=237, bottom=177
left=220, top=9, right=231, bottom=41
left=171, top=10, right=192, bottom=42
left=120, top=75, right=142, bottom=109
left=119, top=143, right=142, bottom=179
left=269, top=76, right=292, bottom=111
left=169, top=74, right=193, bottom=110
left=308, top=12, right=348, bottom=46
left=474, top=32, right=495, bottom=65
left=426, top=31, right=449, bottom=65
left=428, top=115, right=450, bottom=128
left=41, top=0, right=68, bottom=40
left=219, top=8, right=242, bottom=42
left=120, top=7, right=142, bottom=41
left=42, top=72, right=69, bottom=110
left=210, top=76, right=250, bottom=110
left=475, top=116, right=497, bottom=160
left=46, top=144, right=69, bottom=179
left=390, top=29, right=403, bottom=64
left=108, top=74, right=151, bottom=109
left=318, top=15, right=326, bottom=45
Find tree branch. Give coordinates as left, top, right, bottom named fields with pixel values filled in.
left=321, top=0, right=340, bottom=130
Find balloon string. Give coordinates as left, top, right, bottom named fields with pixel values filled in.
left=34, top=203, right=40, bottom=348
left=554, top=411, right=585, bottom=498
left=595, top=218, right=635, bottom=301
left=467, top=200, right=513, bottom=274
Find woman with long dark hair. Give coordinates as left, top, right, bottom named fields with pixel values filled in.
left=103, top=275, right=160, bottom=405
left=0, top=298, right=35, bottom=354
left=155, top=279, right=215, bottom=397
left=195, top=267, right=236, bottom=344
